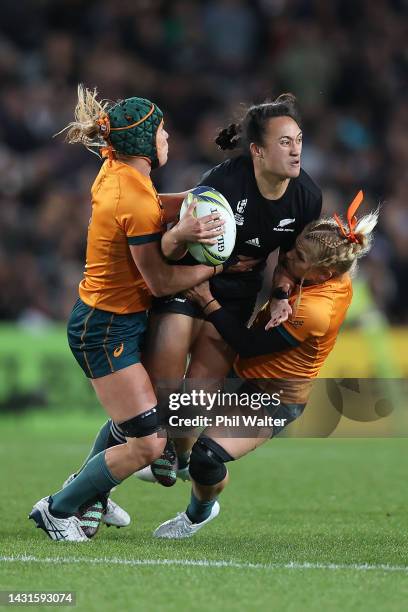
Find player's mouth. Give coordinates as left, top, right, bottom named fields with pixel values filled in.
left=289, top=159, right=300, bottom=167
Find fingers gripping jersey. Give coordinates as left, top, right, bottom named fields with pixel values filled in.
left=79, top=160, right=165, bottom=314
left=235, top=274, right=353, bottom=402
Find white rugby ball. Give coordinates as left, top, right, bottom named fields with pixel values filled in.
left=179, top=186, right=236, bottom=265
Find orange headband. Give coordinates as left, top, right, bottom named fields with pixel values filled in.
left=97, top=112, right=111, bottom=138
left=334, top=190, right=364, bottom=244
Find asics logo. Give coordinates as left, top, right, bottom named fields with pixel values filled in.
left=113, top=343, right=124, bottom=358
left=44, top=515, right=68, bottom=540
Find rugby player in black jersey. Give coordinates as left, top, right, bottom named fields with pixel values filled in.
left=139, top=93, right=323, bottom=484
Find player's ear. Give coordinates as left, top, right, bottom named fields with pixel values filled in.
left=250, top=142, right=263, bottom=158
left=317, top=267, right=332, bottom=282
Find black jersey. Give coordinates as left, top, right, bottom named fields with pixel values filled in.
left=159, top=154, right=322, bottom=311
left=200, top=155, right=322, bottom=298
left=200, top=155, right=321, bottom=255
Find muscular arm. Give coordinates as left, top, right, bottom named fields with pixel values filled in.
left=130, top=241, right=221, bottom=297
left=159, top=191, right=190, bottom=223
left=206, top=302, right=299, bottom=358
left=160, top=198, right=225, bottom=261
left=161, top=226, right=188, bottom=261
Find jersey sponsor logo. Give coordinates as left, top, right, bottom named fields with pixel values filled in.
left=273, top=218, right=296, bottom=232
left=236, top=199, right=248, bottom=213
left=234, top=199, right=248, bottom=226
left=245, top=237, right=260, bottom=247
left=113, top=343, right=124, bottom=358
left=288, top=319, right=304, bottom=328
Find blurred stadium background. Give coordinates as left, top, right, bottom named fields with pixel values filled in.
left=0, top=0, right=407, bottom=414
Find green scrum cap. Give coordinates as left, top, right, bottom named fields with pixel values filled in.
left=106, top=97, right=163, bottom=167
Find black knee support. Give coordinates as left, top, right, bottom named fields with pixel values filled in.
left=109, top=420, right=127, bottom=444
left=269, top=403, right=306, bottom=438
left=189, top=436, right=234, bottom=486
left=119, top=407, right=160, bottom=438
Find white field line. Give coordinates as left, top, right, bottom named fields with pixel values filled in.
left=1, top=555, right=407, bottom=573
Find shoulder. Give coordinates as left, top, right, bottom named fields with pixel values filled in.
left=284, top=284, right=337, bottom=340
left=199, top=155, right=250, bottom=185
left=296, top=169, right=322, bottom=201
left=114, top=167, right=161, bottom=225
left=287, top=276, right=352, bottom=339
left=291, top=169, right=322, bottom=223
left=114, top=164, right=156, bottom=202
left=91, top=163, right=122, bottom=210
left=284, top=294, right=331, bottom=340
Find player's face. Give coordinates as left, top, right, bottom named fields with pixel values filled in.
left=283, top=236, right=333, bottom=284
left=259, top=117, right=302, bottom=178
left=282, top=236, right=333, bottom=284
left=283, top=240, right=310, bottom=280
left=156, top=122, right=169, bottom=166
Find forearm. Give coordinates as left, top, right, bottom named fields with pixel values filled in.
left=153, top=263, right=222, bottom=297
left=159, top=191, right=190, bottom=223
left=161, top=226, right=188, bottom=261
left=206, top=306, right=295, bottom=357
left=271, top=263, right=295, bottom=294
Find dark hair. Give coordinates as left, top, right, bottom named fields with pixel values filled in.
left=215, top=93, right=302, bottom=151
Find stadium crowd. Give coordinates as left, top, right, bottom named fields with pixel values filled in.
left=0, top=0, right=407, bottom=323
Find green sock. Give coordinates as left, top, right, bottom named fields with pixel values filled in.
left=78, top=420, right=119, bottom=472
left=186, top=491, right=216, bottom=524
left=49, top=451, right=121, bottom=517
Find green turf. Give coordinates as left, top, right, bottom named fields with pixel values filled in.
left=0, top=411, right=407, bottom=611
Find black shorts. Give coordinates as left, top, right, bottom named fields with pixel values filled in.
left=150, top=291, right=257, bottom=324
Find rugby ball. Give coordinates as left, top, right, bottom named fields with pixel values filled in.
left=179, top=186, right=236, bottom=265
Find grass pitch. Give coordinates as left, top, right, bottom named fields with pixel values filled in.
left=0, top=410, right=407, bottom=611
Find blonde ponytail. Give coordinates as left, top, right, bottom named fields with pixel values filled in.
left=302, top=208, right=379, bottom=277
left=354, top=210, right=379, bottom=239
left=55, top=85, right=109, bottom=153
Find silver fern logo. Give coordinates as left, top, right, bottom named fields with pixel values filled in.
left=273, top=218, right=296, bottom=232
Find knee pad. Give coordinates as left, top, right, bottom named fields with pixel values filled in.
left=119, top=406, right=160, bottom=438
left=109, top=420, right=127, bottom=444
left=270, top=402, right=306, bottom=437
left=189, top=436, right=234, bottom=486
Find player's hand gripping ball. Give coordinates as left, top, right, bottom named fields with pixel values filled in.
left=180, top=186, right=236, bottom=265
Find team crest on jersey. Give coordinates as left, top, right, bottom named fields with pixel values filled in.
left=273, top=218, right=296, bottom=232
left=234, top=199, right=247, bottom=226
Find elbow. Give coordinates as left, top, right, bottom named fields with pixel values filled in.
left=149, top=288, right=162, bottom=298
left=142, top=269, right=171, bottom=298
left=147, top=281, right=169, bottom=298
left=152, top=287, right=168, bottom=298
